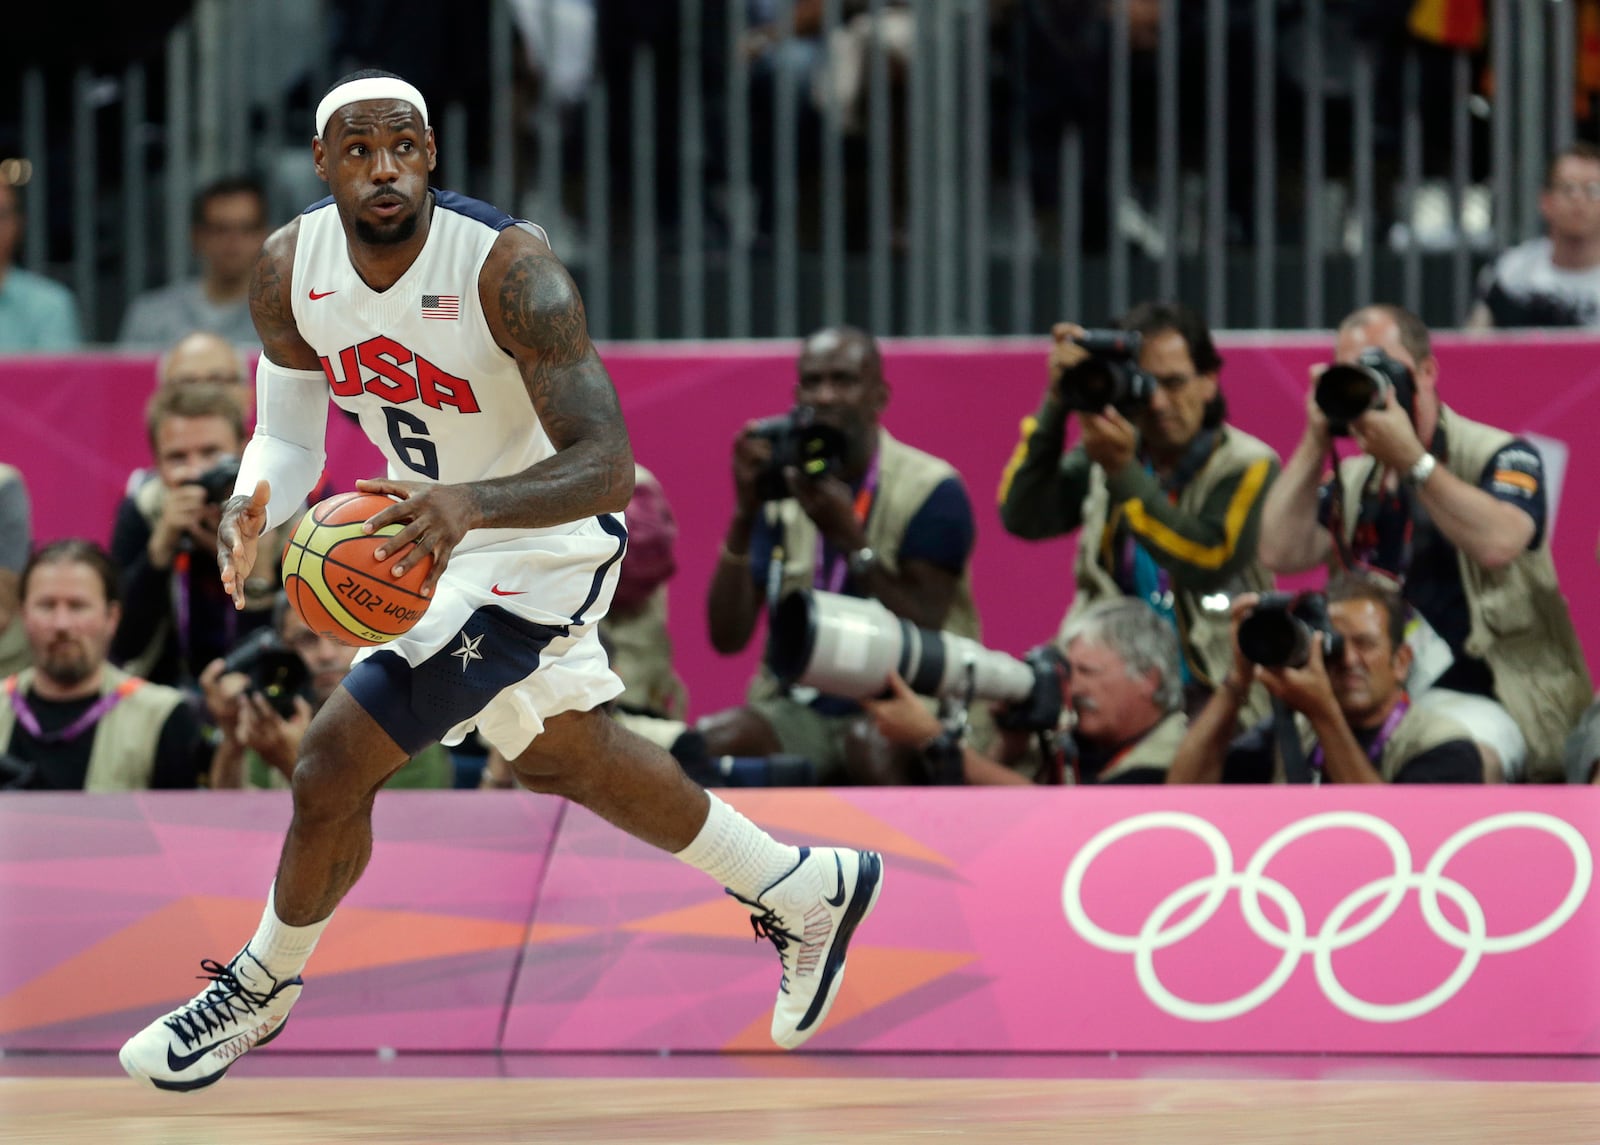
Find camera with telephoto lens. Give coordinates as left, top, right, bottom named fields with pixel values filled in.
left=766, top=589, right=1065, bottom=732
left=220, top=627, right=313, bottom=719
left=1236, top=591, right=1346, bottom=670
left=191, top=455, right=242, bottom=506
left=748, top=408, right=852, bottom=502
left=1057, top=329, right=1159, bottom=416
left=1314, top=347, right=1417, bottom=436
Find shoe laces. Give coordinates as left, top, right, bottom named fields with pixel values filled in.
left=730, top=892, right=802, bottom=995
left=161, top=959, right=275, bottom=1049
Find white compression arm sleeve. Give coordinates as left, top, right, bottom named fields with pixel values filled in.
left=233, top=357, right=330, bottom=530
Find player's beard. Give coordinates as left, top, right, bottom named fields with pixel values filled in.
left=355, top=204, right=422, bottom=246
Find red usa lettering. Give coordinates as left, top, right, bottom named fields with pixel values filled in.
left=319, top=336, right=482, bottom=413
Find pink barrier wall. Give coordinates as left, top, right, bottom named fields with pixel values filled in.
left=3, top=789, right=1597, bottom=1055
left=6, top=333, right=1599, bottom=715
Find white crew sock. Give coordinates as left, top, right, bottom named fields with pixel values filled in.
left=242, top=881, right=332, bottom=982
left=674, top=792, right=804, bottom=901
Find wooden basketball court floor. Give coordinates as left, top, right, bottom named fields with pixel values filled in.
left=5, top=1055, right=1600, bottom=1144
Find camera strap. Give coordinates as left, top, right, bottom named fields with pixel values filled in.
left=6, top=678, right=137, bottom=745
left=1325, top=449, right=1413, bottom=581
left=173, top=550, right=236, bottom=686
left=812, top=448, right=880, bottom=593
left=1271, top=695, right=1315, bottom=785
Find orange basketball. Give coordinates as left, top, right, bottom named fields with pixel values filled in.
left=280, top=492, right=434, bottom=647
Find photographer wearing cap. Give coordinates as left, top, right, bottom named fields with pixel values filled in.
left=109, top=382, right=277, bottom=688
left=0, top=540, right=210, bottom=790
left=999, top=303, right=1280, bottom=714
left=698, top=326, right=980, bottom=784
left=864, top=598, right=1188, bottom=785
left=1168, top=575, right=1482, bottom=785
left=1258, top=304, right=1589, bottom=783
left=204, top=593, right=450, bottom=790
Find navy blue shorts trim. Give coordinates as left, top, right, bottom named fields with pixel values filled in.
left=343, top=605, right=569, bottom=756
left=570, top=512, right=628, bottom=626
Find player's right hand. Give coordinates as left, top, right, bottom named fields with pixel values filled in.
left=219, top=480, right=271, bottom=610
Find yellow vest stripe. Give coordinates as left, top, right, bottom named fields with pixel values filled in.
left=995, top=415, right=1039, bottom=505
left=1118, top=456, right=1273, bottom=571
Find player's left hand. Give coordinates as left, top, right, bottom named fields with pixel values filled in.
left=1350, top=391, right=1426, bottom=473
left=355, top=478, right=480, bottom=598
left=1081, top=406, right=1138, bottom=475
left=784, top=467, right=866, bottom=553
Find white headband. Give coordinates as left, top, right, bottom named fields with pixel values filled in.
left=315, top=78, right=430, bottom=139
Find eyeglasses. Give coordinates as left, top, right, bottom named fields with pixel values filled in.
left=1550, top=180, right=1600, bottom=201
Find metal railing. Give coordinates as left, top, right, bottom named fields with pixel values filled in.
left=9, top=0, right=1586, bottom=342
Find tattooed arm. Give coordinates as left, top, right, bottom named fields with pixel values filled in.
left=473, top=227, right=634, bottom=526
left=353, top=227, right=635, bottom=594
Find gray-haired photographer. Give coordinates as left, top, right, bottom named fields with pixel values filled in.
left=1167, top=575, right=1483, bottom=786
left=1258, top=303, right=1590, bottom=783
left=771, top=592, right=1187, bottom=786
left=998, top=303, right=1280, bottom=720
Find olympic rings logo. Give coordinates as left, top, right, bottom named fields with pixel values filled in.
left=1061, top=811, right=1592, bottom=1023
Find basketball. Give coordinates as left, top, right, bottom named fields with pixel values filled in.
left=281, top=491, right=433, bottom=647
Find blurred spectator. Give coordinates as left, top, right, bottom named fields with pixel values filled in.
left=1468, top=143, right=1600, bottom=329
left=1168, top=576, right=1483, bottom=784
left=697, top=325, right=980, bottom=785
left=601, top=463, right=688, bottom=720
left=122, top=333, right=256, bottom=499
left=0, top=464, right=31, bottom=676
left=117, top=176, right=269, bottom=349
left=998, top=304, right=1279, bottom=718
left=1259, top=304, right=1590, bottom=782
left=866, top=597, right=1188, bottom=785
left=109, top=383, right=276, bottom=687
left=0, top=540, right=210, bottom=790
left=0, top=179, right=82, bottom=353
left=204, top=594, right=450, bottom=790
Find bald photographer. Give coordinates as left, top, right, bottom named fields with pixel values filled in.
left=1258, top=304, right=1590, bottom=782
left=999, top=303, right=1280, bottom=716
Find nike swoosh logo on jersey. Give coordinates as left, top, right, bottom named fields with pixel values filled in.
left=823, top=853, right=848, bottom=908
left=490, top=584, right=527, bottom=596
left=308, top=289, right=337, bottom=300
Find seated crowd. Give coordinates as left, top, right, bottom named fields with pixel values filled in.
left=4, top=297, right=1600, bottom=790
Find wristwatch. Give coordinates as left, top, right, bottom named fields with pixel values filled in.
left=1403, top=451, right=1437, bottom=489
left=847, top=546, right=878, bottom=579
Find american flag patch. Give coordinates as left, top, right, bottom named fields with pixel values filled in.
left=421, top=294, right=460, bottom=320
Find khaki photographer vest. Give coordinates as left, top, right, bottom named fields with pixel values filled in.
left=1279, top=700, right=1474, bottom=783
left=1097, top=710, right=1189, bottom=782
left=747, top=428, right=981, bottom=702
left=1065, top=425, right=1278, bottom=719
left=1331, top=405, right=1591, bottom=782
left=0, top=665, right=188, bottom=790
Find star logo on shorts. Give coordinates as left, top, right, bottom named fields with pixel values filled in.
left=451, top=632, right=485, bottom=672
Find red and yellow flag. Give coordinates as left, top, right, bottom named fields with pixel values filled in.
left=1408, top=0, right=1486, bottom=50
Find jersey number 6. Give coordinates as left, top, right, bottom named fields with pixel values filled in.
left=382, top=407, right=440, bottom=479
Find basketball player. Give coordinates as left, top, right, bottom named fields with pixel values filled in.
left=119, top=70, right=883, bottom=1091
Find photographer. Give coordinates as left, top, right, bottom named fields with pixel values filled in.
left=0, top=540, right=210, bottom=790
left=698, top=326, right=980, bottom=784
left=865, top=598, right=1188, bottom=785
left=204, top=593, right=450, bottom=790
left=1258, top=304, right=1590, bottom=782
left=109, top=382, right=278, bottom=687
left=1168, top=576, right=1483, bottom=785
left=999, top=303, right=1280, bottom=715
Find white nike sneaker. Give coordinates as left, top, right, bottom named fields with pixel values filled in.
left=731, top=846, right=884, bottom=1050
left=119, top=948, right=302, bottom=1091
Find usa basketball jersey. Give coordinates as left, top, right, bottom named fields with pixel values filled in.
left=291, top=190, right=570, bottom=552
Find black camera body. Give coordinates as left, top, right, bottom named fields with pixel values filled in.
left=1237, top=591, right=1346, bottom=670
left=1058, top=329, right=1159, bottom=416
left=1315, top=348, right=1417, bottom=436
left=221, top=627, right=313, bottom=719
left=749, top=410, right=852, bottom=502
left=992, top=644, right=1068, bottom=733
left=192, top=455, right=242, bottom=506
